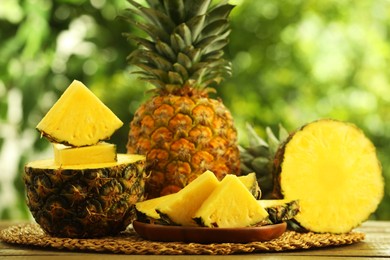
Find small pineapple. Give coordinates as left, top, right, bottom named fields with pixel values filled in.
left=239, top=123, right=288, bottom=198
left=124, top=0, right=240, bottom=198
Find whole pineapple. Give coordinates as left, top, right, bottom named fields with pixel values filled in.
left=124, top=0, right=240, bottom=198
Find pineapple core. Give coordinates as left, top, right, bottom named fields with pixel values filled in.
left=36, top=80, right=123, bottom=147
left=53, top=142, right=117, bottom=166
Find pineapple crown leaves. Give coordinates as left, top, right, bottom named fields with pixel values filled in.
left=123, top=0, right=235, bottom=95
left=239, top=123, right=289, bottom=176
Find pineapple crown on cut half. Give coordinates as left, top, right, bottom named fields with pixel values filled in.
left=122, top=0, right=234, bottom=96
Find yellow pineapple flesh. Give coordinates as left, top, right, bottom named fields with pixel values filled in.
left=273, top=119, right=384, bottom=233
left=37, top=80, right=123, bottom=147
left=53, top=142, right=117, bottom=166
left=155, top=170, right=220, bottom=226
left=26, top=79, right=146, bottom=238
left=193, top=175, right=269, bottom=228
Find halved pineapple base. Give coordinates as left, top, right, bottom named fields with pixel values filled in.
left=24, top=154, right=146, bottom=238
left=36, top=80, right=123, bottom=147
left=274, top=119, right=384, bottom=233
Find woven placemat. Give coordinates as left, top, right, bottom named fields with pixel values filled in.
left=0, top=223, right=365, bottom=255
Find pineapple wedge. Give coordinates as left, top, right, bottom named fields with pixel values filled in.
left=156, top=170, right=220, bottom=226
left=37, top=80, right=123, bottom=147
left=193, top=175, right=269, bottom=228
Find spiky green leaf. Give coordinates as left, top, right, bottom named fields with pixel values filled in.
left=246, top=123, right=268, bottom=147
left=173, top=63, right=189, bottom=80
left=163, top=0, right=185, bottom=24
left=170, top=33, right=186, bottom=52
left=177, top=52, right=192, bottom=69
left=185, top=0, right=211, bottom=19
left=207, top=3, right=235, bottom=23
left=124, top=34, right=156, bottom=51
left=266, top=126, right=280, bottom=155
left=168, top=71, right=184, bottom=85
left=201, top=19, right=230, bottom=39
left=175, top=23, right=192, bottom=46
left=156, top=40, right=176, bottom=61
left=186, top=15, right=206, bottom=42
left=127, top=0, right=175, bottom=34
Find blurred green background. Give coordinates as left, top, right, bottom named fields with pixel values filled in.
left=1, top=0, right=389, bottom=220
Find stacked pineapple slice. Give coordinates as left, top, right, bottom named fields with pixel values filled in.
left=24, top=80, right=147, bottom=238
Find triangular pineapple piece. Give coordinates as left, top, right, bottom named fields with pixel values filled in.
left=37, top=80, right=123, bottom=147
left=135, top=193, right=176, bottom=222
left=193, top=175, right=269, bottom=228
left=156, top=170, right=220, bottom=226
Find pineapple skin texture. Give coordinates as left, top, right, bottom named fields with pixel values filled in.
left=127, top=95, right=240, bottom=198
left=24, top=157, right=146, bottom=238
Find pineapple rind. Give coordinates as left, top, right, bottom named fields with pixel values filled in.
left=274, top=119, right=384, bottom=233
left=24, top=154, right=146, bottom=238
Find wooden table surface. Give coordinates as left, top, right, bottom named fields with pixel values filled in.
left=1, top=220, right=389, bottom=259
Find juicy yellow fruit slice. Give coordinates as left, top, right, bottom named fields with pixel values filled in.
left=53, top=142, right=117, bottom=166
left=193, top=175, right=269, bottom=228
left=28, top=153, right=144, bottom=170
left=278, top=119, right=384, bottom=233
left=135, top=193, right=176, bottom=220
left=156, top=170, right=220, bottom=226
left=36, top=80, right=123, bottom=147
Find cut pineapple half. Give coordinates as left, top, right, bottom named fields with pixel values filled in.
left=194, top=175, right=269, bottom=228
left=36, top=80, right=123, bottom=147
left=275, top=119, right=384, bottom=233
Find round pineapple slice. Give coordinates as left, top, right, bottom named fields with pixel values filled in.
left=273, top=119, right=384, bottom=233
left=24, top=154, right=146, bottom=238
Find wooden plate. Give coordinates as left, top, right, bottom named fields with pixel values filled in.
left=132, top=221, right=287, bottom=243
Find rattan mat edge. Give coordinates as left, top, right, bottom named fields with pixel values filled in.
left=0, top=223, right=365, bottom=255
